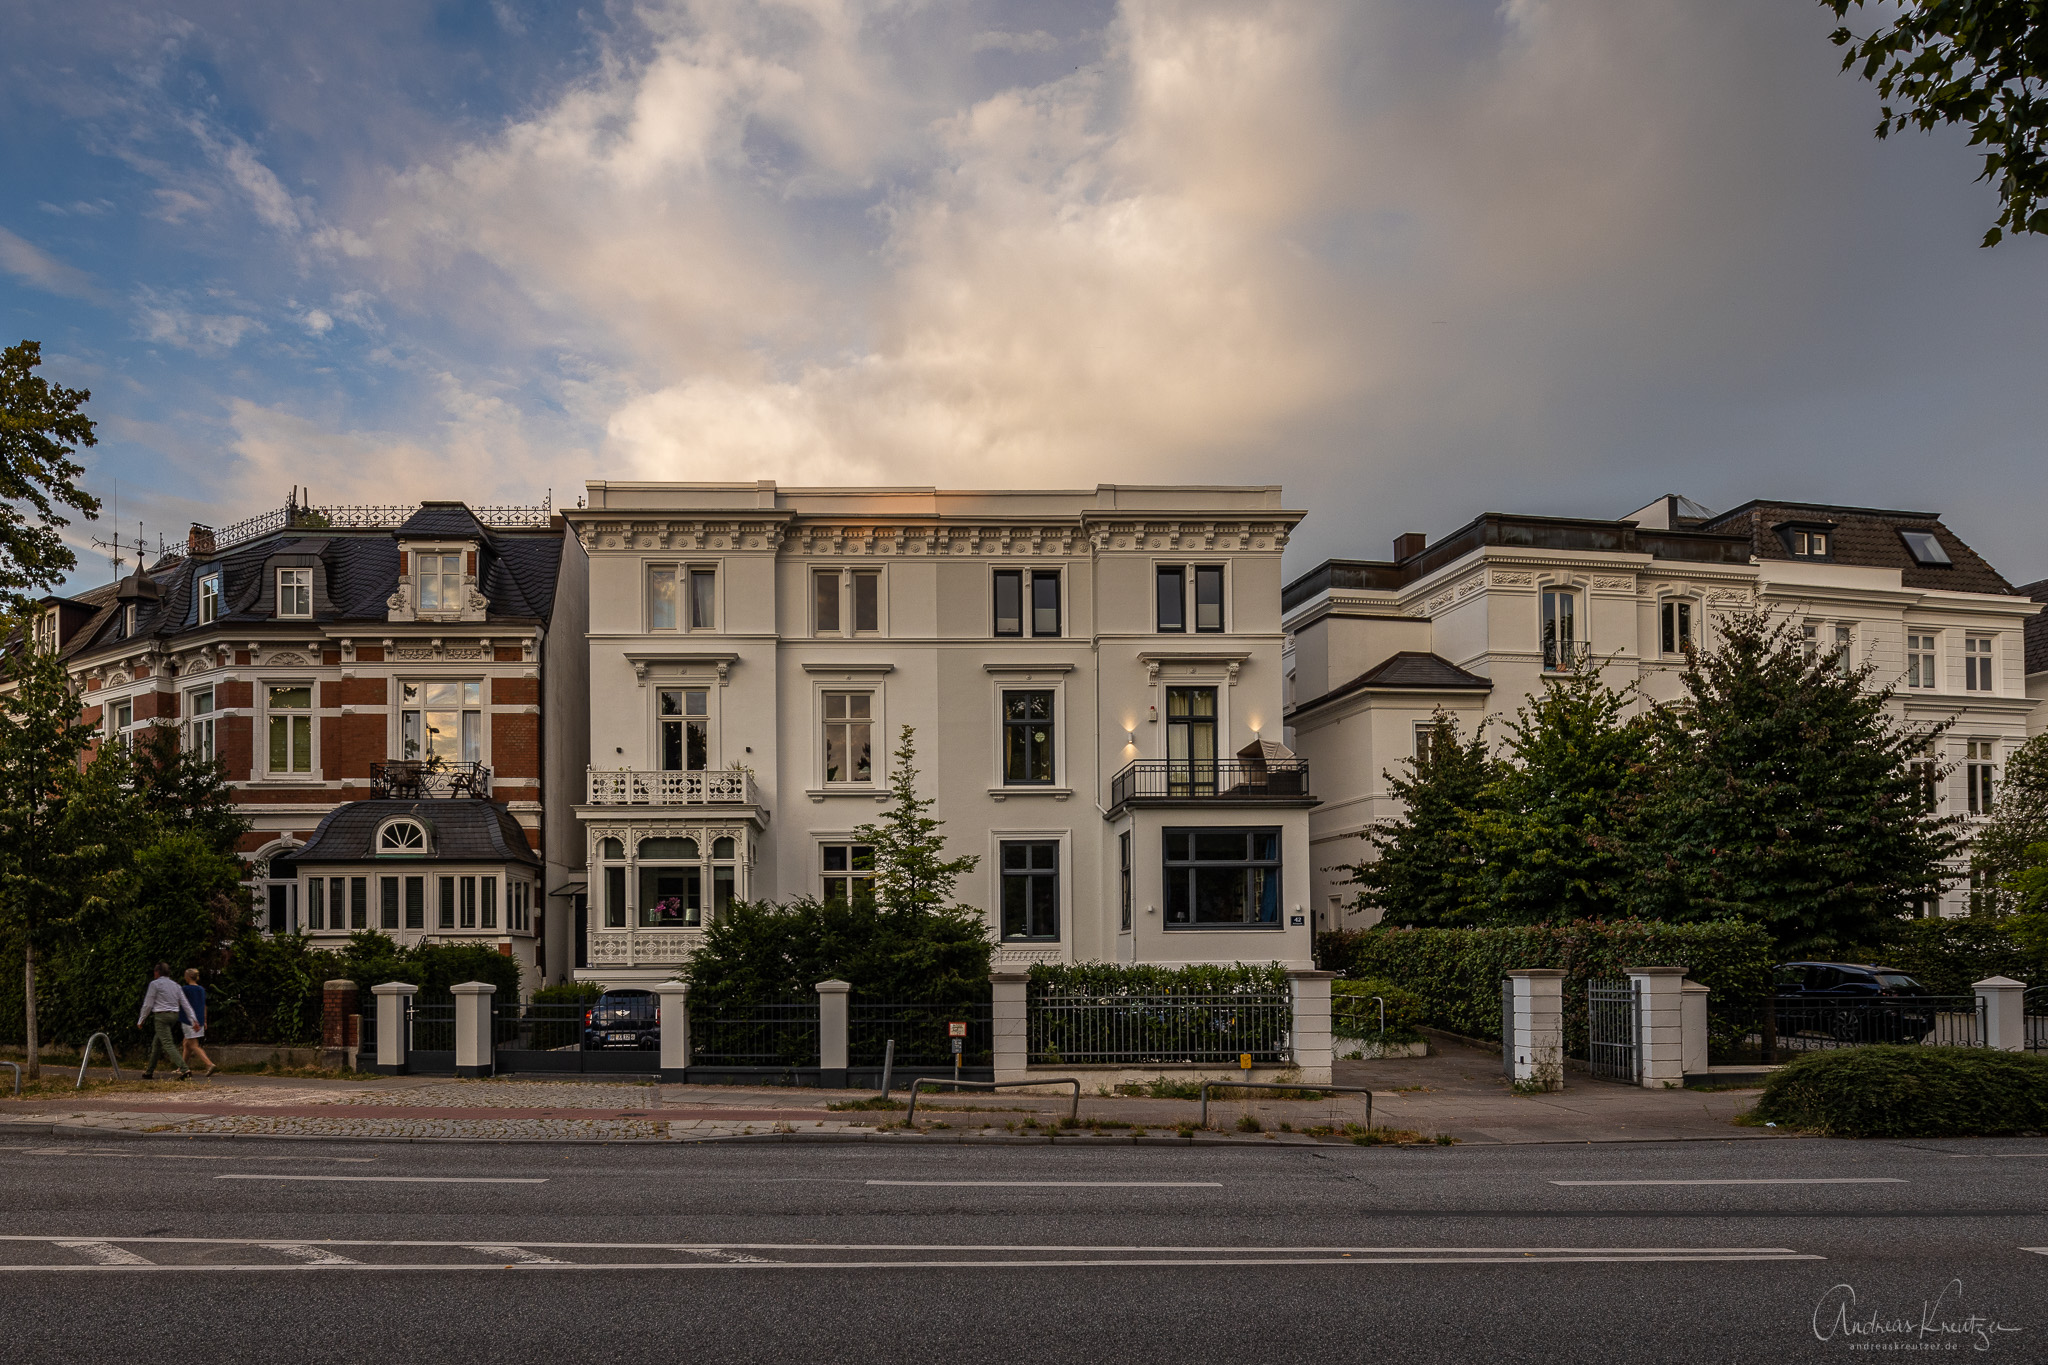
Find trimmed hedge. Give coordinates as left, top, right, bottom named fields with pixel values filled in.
left=1332, top=978, right=1425, bottom=1042
left=1315, top=920, right=1774, bottom=1057
left=1864, top=915, right=2047, bottom=998
left=1027, top=962, right=1290, bottom=996
left=1753, top=1045, right=2048, bottom=1138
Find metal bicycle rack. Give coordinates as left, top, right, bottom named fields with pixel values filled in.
left=75, top=1033, right=122, bottom=1089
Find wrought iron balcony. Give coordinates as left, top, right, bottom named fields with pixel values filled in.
left=1108, top=759, right=1311, bottom=812
left=1542, top=639, right=1592, bottom=672
left=586, top=767, right=759, bottom=806
left=372, top=760, right=493, bottom=799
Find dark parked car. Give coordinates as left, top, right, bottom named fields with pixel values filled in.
left=583, top=989, right=660, bottom=1051
left=1774, top=962, right=1934, bottom=1043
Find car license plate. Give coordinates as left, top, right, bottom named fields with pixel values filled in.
left=608, top=1032, right=636, bottom=1042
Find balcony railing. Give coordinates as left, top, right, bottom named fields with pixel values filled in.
left=1108, top=759, right=1310, bottom=811
left=1543, top=639, right=1592, bottom=672
left=586, top=768, right=759, bottom=806
left=372, top=760, right=492, bottom=799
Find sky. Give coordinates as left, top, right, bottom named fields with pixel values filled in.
left=3, top=0, right=2045, bottom=593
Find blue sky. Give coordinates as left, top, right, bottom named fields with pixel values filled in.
left=4, top=0, right=2045, bottom=592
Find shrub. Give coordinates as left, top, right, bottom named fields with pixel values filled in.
left=1332, top=978, right=1425, bottom=1042
left=1863, top=915, right=2047, bottom=998
left=531, top=981, right=606, bottom=1006
left=1315, top=919, right=1774, bottom=1056
left=1752, top=1045, right=2048, bottom=1138
left=683, top=897, right=992, bottom=1013
left=205, top=932, right=525, bottom=1047
left=1028, top=962, right=1289, bottom=996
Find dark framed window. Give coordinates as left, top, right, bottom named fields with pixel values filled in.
left=639, top=838, right=702, bottom=928
left=852, top=570, right=880, bottom=632
left=822, top=843, right=875, bottom=908
left=404, top=876, right=425, bottom=930
left=993, top=570, right=1023, bottom=636
left=1782, top=526, right=1831, bottom=559
left=660, top=687, right=709, bottom=771
left=1118, top=831, right=1132, bottom=933
left=689, top=568, right=717, bottom=629
left=1165, top=687, right=1218, bottom=795
left=1659, top=600, right=1692, bottom=655
left=1000, top=840, right=1060, bottom=940
left=994, top=569, right=1059, bottom=637
left=1965, top=637, right=1993, bottom=691
left=438, top=876, right=456, bottom=930
left=1966, top=740, right=1995, bottom=815
left=1156, top=566, right=1186, bottom=632
left=604, top=865, right=627, bottom=929
left=350, top=877, right=367, bottom=930
left=1002, top=690, right=1055, bottom=784
left=306, top=877, right=325, bottom=931
left=380, top=876, right=400, bottom=930
left=1163, top=827, right=1281, bottom=928
left=1541, top=589, right=1578, bottom=671
left=1032, top=570, right=1061, bottom=636
left=1193, top=565, right=1224, bottom=632
left=822, top=691, right=874, bottom=783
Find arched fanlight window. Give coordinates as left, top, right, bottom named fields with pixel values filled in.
left=599, top=837, right=624, bottom=860
left=378, top=820, right=428, bottom=853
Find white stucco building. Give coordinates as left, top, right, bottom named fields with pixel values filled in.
left=565, top=482, right=1317, bottom=986
left=1283, top=497, right=2042, bottom=926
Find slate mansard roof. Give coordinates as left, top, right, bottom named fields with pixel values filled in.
left=289, top=799, right=543, bottom=868
left=2021, top=579, right=2048, bottom=678
left=1694, top=500, right=2015, bottom=597
left=53, top=502, right=566, bottom=665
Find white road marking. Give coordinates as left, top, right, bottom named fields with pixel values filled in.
left=57, top=1241, right=153, bottom=1266
left=2022, top=1248, right=2048, bottom=1257
left=0, top=1236, right=1807, bottom=1254
left=682, top=1248, right=779, bottom=1264
left=0, top=1253, right=1825, bottom=1272
left=215, top=1175, right=545, bottom=1184
left=269, top=1244, right=359, bottom=1265
left=865, top=1180, right=1223, bottom=1188
left=466, top=1245, right=567, bottom=1264
left=1549, top=1178, right=1907, bottom=1187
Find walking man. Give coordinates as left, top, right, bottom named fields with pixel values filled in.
left=180, top=968, right=217, bottom=1078
left=136, top=962, right=196, bottom=1080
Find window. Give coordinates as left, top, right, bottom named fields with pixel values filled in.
left=438, top=876, right=456, bottom=929
left=348, top=876, right=366, bottom=930
left=1166, top=687, right=1218, bottom=795
left=1659, top=600, right=1693, bottom=655
left=814, top=570, right=840, bottom=634
left=197, top=574, right=221, bottom=626
left=822, top=691, right=873, bottom=784
left=999, top=840, right=1060, bottom=940
left=993, top=569, right=1059, bottom=637
left=462, top=876, right=479, bottom=929
left=267, top=685, right=312, bottom=773
left=510, top=880, right=530, bottom=932
left=1908, top=755, right=1938, bottom=811
left=1194, top=565, right=1224, bottom=633
left=1031, top=571, right=1060, bottom=636
left=267, top=883, right=291, bottom=936
left=1002, top=690, right=1055, bottom=785
left=379, top=820, right=427, bottom=853
left=276, top=568, right=312, bottom=618
left=712, top=836, right=737, bottom=921
left=1784, top=527, right=1830, bottom=558
left=815, top=569, right=879, bottom=635
left=1163, top=827, right=1282, bottom=928
left=821, top=843, right=874, bottom=908
left=1412, top=722, right=1436, bottom=764
left=659, top=688, right=710, bottom=771
left=691, top=568, right=717, bottom=630
left=650, top=567, right=679, bottom=630
left=185, top=686, right=216, bottom=760
left=31, top=610, right=56, bottom=651
left=1899, top=530, right=1951, bottom=567
left=1800, top=622, right=1849, bottom=672
left=650, top=566, right=717, bottom=631
left=1156, top=566, right=1186, bottom=632
left=852, top=570, right=879, bottom=633
left=1966, top=740, right=1995, bottom=816
left=416, top=553, right=463, bottom=612
left=993, top=570, right=1022, bottom=637
left=1965, top=636, right=1993, bottom=692
left=107, top=698, right=133, bottom=744
left=1118, top=831, right=1132, bottom=933
left=307, top=877, right=324, bottom=931
left=600, top=837, right=627, bottom=929
left=638, top=837, right=702, bottom=927
left=1830, top=623, right=1853, bottom=676
left=401, top=681, right=481, bottom=763
left=1541, top=589, right=1578, bottom=671
left=405, top=876, right=424, bottom=929
left=1905, top=634, right=1936, bottom=689
left=481, top=876, right=497, bottom=930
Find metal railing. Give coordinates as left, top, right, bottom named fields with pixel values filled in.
left=2027, top=987, right=2047, bottom=1053
left=907, top=1077, right=1080, bottom=1126
left=1108, top=758, right=1309, bottom=809
left=1587, top=980, right=1639, bottom=1083
left=586, top=768, right=759, bottom=806
left=1028, top=990, right=1293, bottom=1065
left=373, top=760, right=493, bottom=799
left=851, top=999, right=992, bottom=1067
left=687, top=1001, right=819, bottom=1068
left=1543, top=639, right=1592, bottom=671
left=408, top=995, right=457, bottom=1054
left=493, top=1001, right=589, bottom=1053
left=1708, top=996, right=1988, bottom=1064
left=1198, top=1081, right=1373, bottom=1130
left=212, top=495, right=551, bottom=551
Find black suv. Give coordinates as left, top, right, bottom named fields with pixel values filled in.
left=1774, top=962, right=1934, bottom=1043
left=583, top=989, right=660, bottom=1051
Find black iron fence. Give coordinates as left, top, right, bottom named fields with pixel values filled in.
left=2025, top=987, right=2047, bottom=1054
left=851, top=999, right=993, bottom=1067
left=492, top=1001, right=587, bottom=1053
left=687, top=1000, right=820, bottom=1068
left=1028, top=990, right=1293, bottom=1065
left=1108, top=759, right=1309, bottom=809
left=1708, top=995, right=1986, bottom=1064
left=408, top=994, right=456, bottom=1055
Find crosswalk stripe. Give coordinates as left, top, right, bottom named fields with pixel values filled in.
left=57, top=1241, right=153, bottom=1266
left=269, top=1244, right=359, bottom=1265
left=466, top=1245, right=567, bottom=1264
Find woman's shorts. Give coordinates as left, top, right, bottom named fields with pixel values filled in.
left=183, top=1024, right=206, bottom=1041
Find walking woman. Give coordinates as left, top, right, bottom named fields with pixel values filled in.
left=180, top=968, right=217, bottom=1078
left=135, top=963, right=195, bottom=1080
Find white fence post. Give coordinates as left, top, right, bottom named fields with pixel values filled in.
left=1288, top=970, right=1335, bottom=1085
left=372, top=981, right=417, bottom=1074
left=1504, top=970, right=1564, bottom=1091
left=1975, top=976, right=2026, bottom=1052
left=816, top=979, right=851, bottom=1088
left=451, top=981, right=496, bottom=1077
left=991, top=970, right=1029, bottom=1084
left=1680, top=981, right=1710, bottom=1078
left=1626, top=967, right=1688, bottom=1088
left=655, top=980, right=691, bottom=1082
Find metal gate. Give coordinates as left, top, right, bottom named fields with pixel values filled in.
left=406, top=994, right=456, bottom=1075
left=1587, top=980, right=1639, bottom=1084
left=493, top=1001, right=660, bottom=1074
left=1500, top=979, right=1515, bottom=1079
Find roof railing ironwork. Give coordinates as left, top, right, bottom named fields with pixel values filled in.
left=210, top=492, right=553, bottom=552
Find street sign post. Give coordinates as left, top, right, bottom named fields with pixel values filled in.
left=949, top=1022, right=966, bottom=1080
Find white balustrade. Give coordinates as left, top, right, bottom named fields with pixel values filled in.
left=586, top=767, right=757, bottom=806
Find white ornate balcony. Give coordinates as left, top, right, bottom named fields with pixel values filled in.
left=586, top=767, right=759, bottom=806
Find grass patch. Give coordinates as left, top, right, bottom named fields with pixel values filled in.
left=1113, top=1077, right=1206, bottom=1100
left=1295, top=1121, right=1448, bottom=1146
left=1752, top=1046, right=2048, bottom=1139
left=1235, top=1113, right=1263, bottom=1133
left=826, top=1097, right=907, bottom=1111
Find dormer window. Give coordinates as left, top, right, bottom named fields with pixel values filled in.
left=417, top=552, right=465, bottom=612
left=1899, top=530, right=1952, bottom=567
left=198, top=574, right=222, bottom=625
left=378, top=819, right=428, bottom=854
left=31, top=611, right=56, bottom=652
left=277, top=568, right=312, bottom=618
left=1781, top=526, right=1831, bottom=559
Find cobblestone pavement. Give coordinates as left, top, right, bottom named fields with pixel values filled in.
left=333, top=1080, right=661, bottom=1109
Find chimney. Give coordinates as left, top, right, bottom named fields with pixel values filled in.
left=1393, top=532, right=1426, bottom=561
left=188, top=524, right=216, bottom=558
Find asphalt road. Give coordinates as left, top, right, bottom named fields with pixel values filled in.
left=3, top=1132, right=2044, bottom=1364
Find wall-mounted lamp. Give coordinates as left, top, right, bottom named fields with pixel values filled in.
left=1147, top=704, right=1157, bottom=724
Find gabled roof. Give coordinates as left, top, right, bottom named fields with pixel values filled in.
left=292, top=799, right=542, bottom=867
left=1290, top=651, right=1491, bottom=718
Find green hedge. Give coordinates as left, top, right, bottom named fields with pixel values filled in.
left=1753, top=1045, right=2048, bottom=1138
left=1315, top=920, right=1774, bottom=1056
left=1332, top=978, right=1425, bottom=1042
left=531, top=981, right=606, bottom=1006
left=1863, top=915, right=2047, bottom=997
left=1027, top=961, right=1290, bottom=996
left=204, top=933, right=525, bottom=1047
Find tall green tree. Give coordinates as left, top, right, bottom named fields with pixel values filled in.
left=1971, top=732, right=2048, bottom=912
left=1823, top=0, right=2048, bottom=246
left=1627, top=612, right=1963, bottom=959
left=1461, top=668, right=1653, bottom=925
left=1344, top=710, right=1499, bottom=927
left=0, top=340, right=101, bottom=607
left=850, top=726, right=979, bottom=915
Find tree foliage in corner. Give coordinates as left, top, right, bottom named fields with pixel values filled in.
left=0, top=340, right=101, bottom=606
left=1346, top=709, right=1498, bottom=928
left=1626, top=612, right=1964, bottom=960
left=1823, top=0, right=2048, bottom=245
left=1971, top=731, right=2048, bottom=911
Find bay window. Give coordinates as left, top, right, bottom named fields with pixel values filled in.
left=1163, top=827, right=1281, bottom=928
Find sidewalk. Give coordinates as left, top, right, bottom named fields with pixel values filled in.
left=0, top=1039, right=1785, bottom=1146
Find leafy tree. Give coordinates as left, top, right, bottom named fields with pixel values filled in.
left=1971, top=732, right=2048, bottom=912
left=1461, top=669, right=1653, bottom=925
left=131, top=724, right=246, bottom=857
left=849, top=726, right=979, bottom=914
left=0, top=340, right=101, bottom=607
left=1344, top=710, right=1499, bottom=927
left=1627, top=612, right=1964, bottom=959
left=1823, top=0, right=2048, bottom=246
